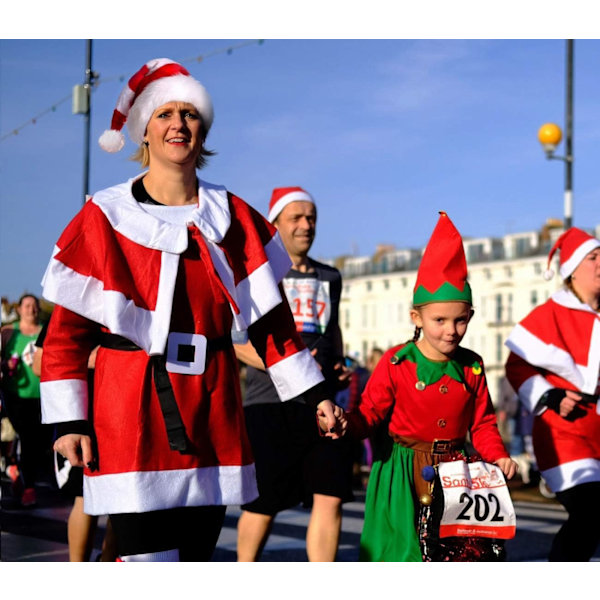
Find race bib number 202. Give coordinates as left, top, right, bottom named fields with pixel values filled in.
left=438, top=460, right=516, bottom=540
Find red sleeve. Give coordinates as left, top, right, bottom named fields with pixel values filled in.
left=40, top=305, right=100, bottom=423
left=347, top=349, right=397, bottom=439
left=505, top=351, right=541, bottom=392
left=246, top=284, right=326, bottom=404
left=246, top=284, right=305, bottom=368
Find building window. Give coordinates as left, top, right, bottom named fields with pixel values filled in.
left=534, top=262, right=542, bottom=275
left=401, top=278, right=407, bottom=288
left=530, top=290, right=538, bottom=307
left=383, top=279, right=389, bottom=290
left=496, top=333, right=503, bottom=363
left=507, top=293, right=513, bottom=323
left=344, top=309, right=350, bottom=329
left=362, top=305, right=368, bottom=328
left=504, top=266, right=512, bottom=278
left=484, top=268, right=491, bottom=280
left=366, top=281, right=372, bottom=292
left=467, top=244, right=485, bottom=262
left=495, top=294, right=503, bottom=323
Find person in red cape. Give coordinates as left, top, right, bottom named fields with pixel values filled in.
left=346, top=212, right=516, bottom=562
left=40, top=58, right=343, bottom=562
left=505, top=227, right=600, bottom=561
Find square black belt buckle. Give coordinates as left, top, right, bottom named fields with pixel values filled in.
left=432, top=439, right=452, bottom=454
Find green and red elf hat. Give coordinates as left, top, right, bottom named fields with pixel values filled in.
left=413, top=211, right=472, bottom=306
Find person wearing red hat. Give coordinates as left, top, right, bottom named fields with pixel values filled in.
left=235, top=186, right=354, bottom=562
left=345, top=212, right=516, bottom=561
left=505, top=226, right=600, bottom=561
left=39, top=59, right=343, bottom=562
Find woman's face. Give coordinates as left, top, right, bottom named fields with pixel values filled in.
left=17, top=296, right=39, bottom=323
left=571, top=247, right=600, bottom=300
left=144, top=101, right=204, bottom=169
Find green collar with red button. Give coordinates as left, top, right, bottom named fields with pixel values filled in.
left=390, top=342, right=482, bottom=386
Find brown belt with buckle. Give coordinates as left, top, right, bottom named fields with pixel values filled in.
left=389, top=433, right=465, bottom=499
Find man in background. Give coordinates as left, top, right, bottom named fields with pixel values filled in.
left=235, top=186, right=353, bottom=561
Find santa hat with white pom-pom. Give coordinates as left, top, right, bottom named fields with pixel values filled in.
left=98, top=58, right=213, bottom=153
left=543, top=227, right=600, bottom=281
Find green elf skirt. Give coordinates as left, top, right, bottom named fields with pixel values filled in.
left=358, top=440, right=422, bottom=562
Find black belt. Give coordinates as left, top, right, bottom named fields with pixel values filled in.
left=99, top=331, right=232, bottom=454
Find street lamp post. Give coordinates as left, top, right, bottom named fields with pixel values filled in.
left=537, top=39, right=574, bottom=229
left=72, top=39, right=99, bottom=205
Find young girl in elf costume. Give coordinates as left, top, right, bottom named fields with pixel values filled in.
left=346, top=212, right=517, bottom=562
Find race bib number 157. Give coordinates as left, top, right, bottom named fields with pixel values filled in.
left=438, top=460, right=516, bottom=540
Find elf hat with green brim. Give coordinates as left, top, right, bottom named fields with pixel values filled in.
left=413, top=211, right=472, bottom=306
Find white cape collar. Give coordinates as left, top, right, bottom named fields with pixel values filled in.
left=91, top=173, right=231, bottom=253
left=551, top=288, right=599, bottom=315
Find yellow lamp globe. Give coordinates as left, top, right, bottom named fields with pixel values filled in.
left=538, top=123, right=562, bottom=151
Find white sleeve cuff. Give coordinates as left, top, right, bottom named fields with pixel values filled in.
left=40, top=379, right=89, bottom=424
left=266, top=348, right=325, bottom=401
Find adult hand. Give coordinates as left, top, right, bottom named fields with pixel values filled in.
left=559, top=390, right=583, bottom=418
left=494, top=457, right=518, bottom=480
left=316, top=400, right=347, bottom=439
left=53, top=434, right=94, bottom=469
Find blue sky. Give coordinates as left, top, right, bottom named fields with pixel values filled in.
left=2, top=35, right=599, bottom=301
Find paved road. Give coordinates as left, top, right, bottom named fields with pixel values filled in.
left=3, top=476, right=598, bottom=562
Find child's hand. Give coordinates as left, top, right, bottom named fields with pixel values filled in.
left=494, top=457, right=518, bottom=480
left=316, top=401, right=347, bottom=439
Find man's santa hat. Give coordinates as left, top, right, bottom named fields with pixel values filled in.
left=413, top=211, right=472, bottom=306
left=98, top=58, right=214, bottom=153
left=543, top=227, right=600, bottom=280
left=268, top=187, right=314, bottom=223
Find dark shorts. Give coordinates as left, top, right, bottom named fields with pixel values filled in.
left=241, top=401, right=354, bottom=516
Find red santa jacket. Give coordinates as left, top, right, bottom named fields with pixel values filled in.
left=39, top=176, right=326, bottom=514
left=505, top=288, right=600, bottom=492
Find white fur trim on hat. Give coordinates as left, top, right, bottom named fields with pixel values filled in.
left=268, top=190, right=314, bottom=223
left=560, top=238, right=600, bottom=279
left=99, top=129, right=126, bottom=153
left=127, top=74, right=214, bottom=145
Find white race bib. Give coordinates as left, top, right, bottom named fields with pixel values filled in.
left=438, top=460, right=516, bottom=540
left=282, top=278, right=331, bottom=335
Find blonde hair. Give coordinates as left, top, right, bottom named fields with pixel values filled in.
left=130, top=142, right=216, bottom=170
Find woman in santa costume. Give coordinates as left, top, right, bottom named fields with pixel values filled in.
left=505, top=227, right=600, bottom=561
left=40, top=58, right=343, bottom=562
left=346, top=212, right=516, bottom=561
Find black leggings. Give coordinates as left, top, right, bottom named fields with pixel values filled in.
left=549, top=481, right=600, bottom=561
left=109, top=505, right=226, bottom=561
left=3, top=393, right=53, bottom=488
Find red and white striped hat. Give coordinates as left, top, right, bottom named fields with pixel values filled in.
left=268, top=187, right=314, bottom=223
left=98, top=58, right=213, bottom=153
left=544, top=227, right=600, bottom=280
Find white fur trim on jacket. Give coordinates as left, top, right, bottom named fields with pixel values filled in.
left=266, top=347, right=325, bottom=401
left=83, top=463, right=258, bottom=515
